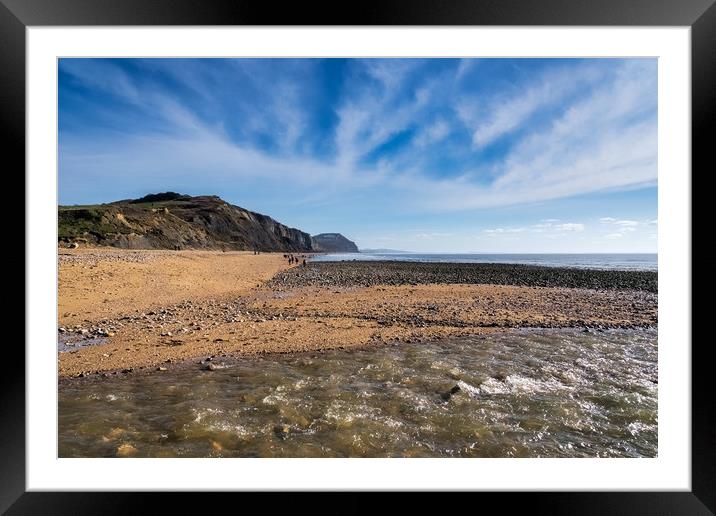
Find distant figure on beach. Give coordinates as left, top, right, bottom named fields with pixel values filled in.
left=302, top=259, right=306, bottom=266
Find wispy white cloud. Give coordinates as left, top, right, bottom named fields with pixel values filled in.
left=455, top=59, right=477, bottom=81
left=600, top=217, right=642, bottom=228
left=415, top=232, right=454, bottom=239
left=61, top=59, right=140, bottom=104
left=334, top=62, right=441, bottom=170
left=408, top=62, right=656, bottom=211
left=460, top=63, right=603, bottom=148
left=60, top=58, right=657, bottom=218
left=470, top=87, right=551, bottom=148
left=553, top=223, right=585, bottom=232
left=598, top=216, right=654, bottom=240
left=483, top=227, right=527, bottom=234
left=413, top=119, right=450, bottom=148
left=484, top=222, right=583, bottom=235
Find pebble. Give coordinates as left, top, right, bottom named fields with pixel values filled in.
left=269, top=261, right=657, bottom=293
left=273, top=424, right=290, bottom=439
left=116, top=443, right=138, bottom=457
left=441, top=384, right=461, bottom=400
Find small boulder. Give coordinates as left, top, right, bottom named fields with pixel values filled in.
left=116, top=443, right=138, bottom=457
left=440, top=384, right=461, bottom=400
left=273, top=424, right=290, bottom=439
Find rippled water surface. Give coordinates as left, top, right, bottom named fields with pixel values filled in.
left=58, top=329, right=657, bottom=457
left=311, top=253, right=658, bottom=271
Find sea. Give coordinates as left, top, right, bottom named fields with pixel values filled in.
left=310, top=253, right=657, bottom=271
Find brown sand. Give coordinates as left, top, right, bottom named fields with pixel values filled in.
left=58, top=249, right=656, bottom=378
left=58, top=249, right=293, bottom=327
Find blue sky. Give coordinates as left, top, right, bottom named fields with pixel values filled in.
left=58, top=58, right=657, bottom=253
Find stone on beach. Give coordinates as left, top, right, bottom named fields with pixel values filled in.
left=116, top=443, right=138, bottom=457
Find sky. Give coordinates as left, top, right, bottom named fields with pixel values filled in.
left=58, top=58, right=658, bottom=253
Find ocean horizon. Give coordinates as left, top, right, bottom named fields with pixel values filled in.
left=310, top=252, right=658, bottom=271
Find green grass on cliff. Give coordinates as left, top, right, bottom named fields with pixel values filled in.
left=58, top=206, right=133, bottom=239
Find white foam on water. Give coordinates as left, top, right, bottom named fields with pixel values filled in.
left=191, top=407, right=222, bottom=423
left=627, top=421, right=657, bottom=437
left=187, top=408, right=254, bottom=438
left=292, top=379, right=309, bottom=390
left=211, top=422, right=252, bottom=438
left=476, top=375, right=568, bottom=395
left=262, top=392, right=289, bottom=406
left=457, top=380, right=483, bottom=396
left=505, top=374, right=569, bottom=394
left=396, top=389, right=432, bottom=411
left=381, top=417, right=404, bottom=429
left=324, top=400, right=379, bottom=425
left=430, top=360, right=455, bottom=371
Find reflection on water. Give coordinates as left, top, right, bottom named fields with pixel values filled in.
left=58, top=329, right=657, bottom=458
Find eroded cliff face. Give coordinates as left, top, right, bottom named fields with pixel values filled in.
left=311, top=233, right=359, bottom=253
left=58, top=193, right=314, bottom=252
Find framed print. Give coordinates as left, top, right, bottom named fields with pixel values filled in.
left=5, top=0, right=713, bottom=513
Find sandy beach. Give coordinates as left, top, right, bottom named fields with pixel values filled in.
left=58, top=249, right=657, bottom=379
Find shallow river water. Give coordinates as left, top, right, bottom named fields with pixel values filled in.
left=58, top=328, right=657, bottom=458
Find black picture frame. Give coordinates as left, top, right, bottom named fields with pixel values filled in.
left=4, top=0, right=713, bottom=513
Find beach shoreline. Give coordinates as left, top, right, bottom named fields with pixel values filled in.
left=58, top=249, right=657, bottom=380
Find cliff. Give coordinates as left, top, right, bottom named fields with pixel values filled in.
left=311, top=233, right=359, bottom=253
left=58, top=192, right=314, bottom=252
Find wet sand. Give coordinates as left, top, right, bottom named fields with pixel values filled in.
left=58, top=250, right=657, bottom=379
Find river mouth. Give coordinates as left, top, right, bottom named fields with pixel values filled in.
left=58, top=328, right=657, bottom=458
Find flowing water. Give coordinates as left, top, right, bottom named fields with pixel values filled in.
left=58, top=328, right=657, bottom=458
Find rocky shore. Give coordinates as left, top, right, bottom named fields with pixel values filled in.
left=271, top=261, right=657, bottom=293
